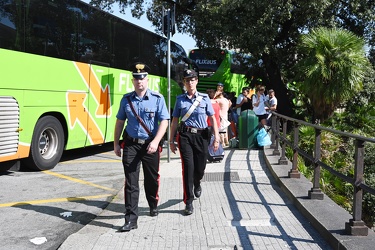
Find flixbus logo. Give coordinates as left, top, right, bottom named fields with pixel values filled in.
left=195, top=59, right=217, bottom=65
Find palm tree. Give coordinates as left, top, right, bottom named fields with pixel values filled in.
left=296, top=27, right=371, bottom=123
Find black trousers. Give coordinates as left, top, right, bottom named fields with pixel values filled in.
left=122, top=140, right=161, bottom=223
left=177, top=132, right=208, bottom=204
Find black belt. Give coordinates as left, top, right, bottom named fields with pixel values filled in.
left=126, top=135, right=151, bottom=145
left=181, top=127, right=205, bottom=134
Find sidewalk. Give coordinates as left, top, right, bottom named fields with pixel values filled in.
left=59, top=147, right=332, bottom=250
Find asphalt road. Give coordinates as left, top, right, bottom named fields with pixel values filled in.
left=0, top=143, right=126, bottom=250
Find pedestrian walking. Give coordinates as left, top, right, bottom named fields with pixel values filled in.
left=206, top=89, right=221, bottom=128
left=215, top=91, right=231, bottom=146
left=169, top=69, right=220, bottom=215
left=113, top=63, right=169, bottom=232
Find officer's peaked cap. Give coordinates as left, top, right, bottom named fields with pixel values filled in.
left=183, top=69, right=198, bottom=78
left=132, top=62, right=150, bottom=79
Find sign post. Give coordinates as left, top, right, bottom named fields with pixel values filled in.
left=163, top=3, right=176, bottom=162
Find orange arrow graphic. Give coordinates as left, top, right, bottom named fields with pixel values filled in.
left=74, top=62, right=111, bottom=117
left=67, top=92, right=104, bottom=145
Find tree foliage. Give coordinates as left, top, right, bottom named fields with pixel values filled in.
left=295, top=27, right=371, bottom=122
left=88, top=0, right=375, bottom=118
left=326, top=68, right=375, bottom=137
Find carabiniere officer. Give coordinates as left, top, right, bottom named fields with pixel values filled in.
left=170, top=69, right=220, bottom=215
left=114, top=63, right=169, bottom=232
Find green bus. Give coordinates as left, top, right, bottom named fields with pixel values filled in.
left=188, top=48, right=249, bottom=95
left=0, top=0, right=186, bottom=171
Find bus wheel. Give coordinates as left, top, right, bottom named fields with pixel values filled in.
left=22, top=116, right=65, bottom=171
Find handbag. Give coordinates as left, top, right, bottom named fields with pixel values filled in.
left=256, top=128, right=272, bottom=147
left=126, top=95, right=165, bottom=147
left=229, top=137, right=239, bottom=148
left=219, top=116, right=231, bottom=130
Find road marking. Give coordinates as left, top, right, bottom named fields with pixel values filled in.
left=59, top=159, right=121, bottom=163
left=0, top=194, right=114, bottom=208
left=43, top=170, right=117, bottom=191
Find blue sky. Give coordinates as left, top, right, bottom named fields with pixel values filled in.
left=82, top=0, right=196, bottom=53
left=120, top=13, right=197, bottom=53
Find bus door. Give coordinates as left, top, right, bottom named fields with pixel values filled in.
left=79, top=61, right=112, bottom=146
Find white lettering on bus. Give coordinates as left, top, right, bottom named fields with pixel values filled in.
left=149, top=78, right=161, bottom=93
left=119, top=73, right=131, bottom=93
left=119, top=73, right=160, bottom=93
left=195, top=59, right=217, bottom=65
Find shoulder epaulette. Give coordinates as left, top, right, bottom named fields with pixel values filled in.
left=197, top=92, right=208, bottom=97
left=149, top=90, right=163, bottom=98
left=176, top=93, right=185, bottom=99
left=123, top=92, right=134, bottom=98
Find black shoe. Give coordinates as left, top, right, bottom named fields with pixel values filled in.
left=194, top=185, right=202, bottom=198
left=184, top=203, right=194, bottom=215
left=118, top=221, right=138, bottom=232
left=150, top=208, right=159, bottom=217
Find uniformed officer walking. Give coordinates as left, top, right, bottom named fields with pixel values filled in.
left=114, top=63, right=169, bottom=232
left=169, top=69, right=220, bottom=215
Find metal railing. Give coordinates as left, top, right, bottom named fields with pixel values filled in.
left=269, top=112, right=375, bottom=236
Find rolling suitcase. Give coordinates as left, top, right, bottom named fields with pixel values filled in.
left=207, top=135, right=225, bottom=163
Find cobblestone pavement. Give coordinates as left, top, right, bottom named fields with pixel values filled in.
left=59, top=148, right=332, bottom=250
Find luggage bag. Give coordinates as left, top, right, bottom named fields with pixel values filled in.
left=207, top=135, right=225, bottom=163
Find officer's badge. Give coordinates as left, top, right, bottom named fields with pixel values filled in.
left=183, top=69, right=198, bottom=78
left=135, top=64, right=145, bottom=73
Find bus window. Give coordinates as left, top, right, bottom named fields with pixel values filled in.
left=0, top=3, right=19, bottom=51
left=0, top=0, right=187, bottom=170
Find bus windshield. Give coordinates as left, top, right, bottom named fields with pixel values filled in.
left=188, top=49, right=226, bottom=78
left=188, top=48, right=248, bottom=95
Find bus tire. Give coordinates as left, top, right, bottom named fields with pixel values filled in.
left=22, top=116, right=65, bottom=171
